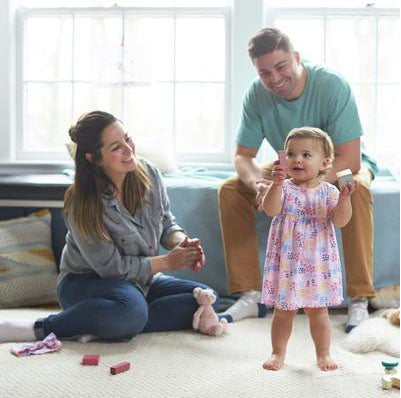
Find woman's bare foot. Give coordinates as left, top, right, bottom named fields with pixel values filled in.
left=262, top=353, right=285, bottom=371
left=317, top=354, right=337, bottom=371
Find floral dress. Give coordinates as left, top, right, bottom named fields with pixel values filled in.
left=261, top=179, right=343, bottom=310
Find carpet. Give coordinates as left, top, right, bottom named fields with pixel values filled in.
left=0, top=308, right=399, bottom=398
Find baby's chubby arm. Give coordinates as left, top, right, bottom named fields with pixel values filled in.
left=330, top=181, right=359, bottom=227
left=262, top=161, right=285, bottom=217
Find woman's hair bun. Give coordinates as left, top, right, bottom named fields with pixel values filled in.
left=68, top=125, right=78, bottom=143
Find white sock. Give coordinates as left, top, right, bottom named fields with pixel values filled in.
left=0, top=320, right=36, bottom=343
left=77, top=335, right=97, bottom=343
left=220, top=290, right=261, bottom=321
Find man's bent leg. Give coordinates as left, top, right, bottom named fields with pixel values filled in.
left=218, top=174, right=261, bottom=294
left=341, top=164, right=375, bottom=332
left=218, top=165, right=273, bottom=322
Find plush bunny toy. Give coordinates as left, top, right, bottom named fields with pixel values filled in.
left=193, top=287, right=228, bottom=336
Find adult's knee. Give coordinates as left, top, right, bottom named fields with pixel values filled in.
left=351, top=183, right=373, bottom=207
left=106, top=297, right=149, bottom=340
left=121, top=300, right=149, bottom=339
left=218, top=179, right=238, bottom=205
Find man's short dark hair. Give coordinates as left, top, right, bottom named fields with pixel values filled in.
left=248, top=27, right=294, bottom=59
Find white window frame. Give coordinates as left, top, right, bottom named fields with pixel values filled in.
left=14, top=5, right=231, bottom=165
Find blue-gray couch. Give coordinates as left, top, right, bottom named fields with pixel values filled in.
left=0, top=168, right=399, bottom=307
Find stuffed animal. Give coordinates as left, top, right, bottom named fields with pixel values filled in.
left=341, top=309, right=400, bottom=358
left=193, top=287, right=228, bottom=336
left=383, top=308, right=400, bottom=327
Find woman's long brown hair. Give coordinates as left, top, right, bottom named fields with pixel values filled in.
left=64, top=111, right=150, bottom=241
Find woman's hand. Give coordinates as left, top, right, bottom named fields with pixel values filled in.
left=178, top=237, right=205, bottom=272
left=165, top=237, right=203, bottom=271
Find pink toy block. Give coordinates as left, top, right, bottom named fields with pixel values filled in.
left=278, top=150, right=287, bottom=169
left=110, top=361, right=130, bottom=375
left=82, top=354, right=100, bottom=366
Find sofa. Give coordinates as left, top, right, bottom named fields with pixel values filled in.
left=0, top=167, right=399, bottom=308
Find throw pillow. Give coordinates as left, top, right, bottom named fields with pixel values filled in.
left=135, top=133, right=179, bottom=173
left=0, top=209, right=58, bottom=308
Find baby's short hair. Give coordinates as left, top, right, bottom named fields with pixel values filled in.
left=284, top=127, right=335, bottom=175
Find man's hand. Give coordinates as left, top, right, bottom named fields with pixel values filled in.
left=255, top=179, right=272, bottom=211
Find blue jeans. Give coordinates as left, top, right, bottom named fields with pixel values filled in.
left=34, top=273, right=213, bottom=341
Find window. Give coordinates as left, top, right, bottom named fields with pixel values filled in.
left=17, top=1, right=229, bottom=163
left=264, top=1, right=400, bottom=177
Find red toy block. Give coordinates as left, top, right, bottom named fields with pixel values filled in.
left=110, top=361, right=130, bottom=375
left=82, top=354, right=100, bottom=366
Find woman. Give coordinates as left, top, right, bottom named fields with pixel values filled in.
left=0, top=110, right=216, bottom=343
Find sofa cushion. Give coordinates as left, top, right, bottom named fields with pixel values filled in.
left=0, top=209, right=58, bottom=308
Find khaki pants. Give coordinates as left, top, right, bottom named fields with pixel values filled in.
left=218, top=163, right=375, bottom=298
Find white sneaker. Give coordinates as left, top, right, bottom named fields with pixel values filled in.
left=345, top=297, right=369, bottom=333
left=218, top=290, right=267, bottom=323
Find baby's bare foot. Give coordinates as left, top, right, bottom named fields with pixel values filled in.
left=317, top=354, right=338, bottom=371
left=262, top=353, right=285, bottom=371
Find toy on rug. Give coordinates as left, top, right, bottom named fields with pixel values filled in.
left=341, top=309, right=400, bottom=358
left=383, top=307, right=400, bottom=326
left=193, top=287, right=228, bottom=336
left=10, top=332, right=62, bottom=357
left=381, top=359, right=400, bottom=390
left=370, top=285, right=400, bottom=310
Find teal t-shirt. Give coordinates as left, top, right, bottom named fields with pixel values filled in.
left=236, top=61, right=378, bottom=176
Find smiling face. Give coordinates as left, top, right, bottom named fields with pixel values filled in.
left=97, top=121, right=137, bottom=186
left=285, top=137, right=330, bottom=186
left=253, top=49, right=306, bottom=100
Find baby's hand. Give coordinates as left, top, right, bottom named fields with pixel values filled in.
left=339, top=180, right=359, bottom=197
left=271, top=160, right=286, bottom=186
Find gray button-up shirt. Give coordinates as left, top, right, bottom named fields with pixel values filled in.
left=58, top=160, right=184, bottom=295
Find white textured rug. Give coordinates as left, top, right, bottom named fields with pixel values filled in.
left=0, top=309, right=399, bottom=398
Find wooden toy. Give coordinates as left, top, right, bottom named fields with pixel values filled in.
left=382, top=359, right=400, bottom=390
left=110, top=361, right=130, bottom=375
left=278, top=150, right=287, bottom=169
left=82, top=354, right=100, bottom=366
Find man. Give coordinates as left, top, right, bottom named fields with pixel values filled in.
left=218, top=27, right=377, bottom=332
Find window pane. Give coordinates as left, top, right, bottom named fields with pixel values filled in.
left=73, top=83, right=123, bottom=121
left=21, top=0, right=229, bottom=7
left=74, top=16, right=122, bottom=83
left=274, top=17, right=324, bottom=64
left=24, top=83, right=72, bottom=151
left=175, top=83, right=224, bottom=153
left=326, top=16, right=375, bottom=83
left=351, top=83, right=375, bottom=149
left=124, top=83, right=173, bottom=139
left=378, top=17, right=400, bottom=83
left=377, top=85, right=400, bottom=176
left=124, top=16, right=174, bottom=82
left=265, top=0, right=399, bottom=8
left=24, top=16, right=72, bottom=81
left=176, top=17, right=225, bottom=81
